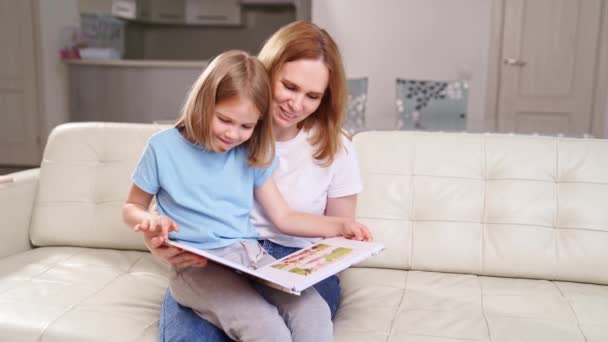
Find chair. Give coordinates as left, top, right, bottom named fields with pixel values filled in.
left=395, top=78, right=468, bottom=131
left=343, top=77, right=368, bottom=135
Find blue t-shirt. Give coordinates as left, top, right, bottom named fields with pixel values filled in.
left=132, top=128, right=278, bottom=249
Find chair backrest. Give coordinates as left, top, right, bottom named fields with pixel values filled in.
left=354, top=130, right=608, bottom=285
left=344, top=77, right=368, bottom=135
left=395, top=78, right=468, bottom=131
left=30, top=122, right=169, bottom=250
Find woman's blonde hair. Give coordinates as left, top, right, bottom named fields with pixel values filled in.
left=258, top=20, right=347, bottom=166
left=176, top=50, right=274, bottom=167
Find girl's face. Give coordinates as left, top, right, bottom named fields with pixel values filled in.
left=271, top=58, right=329, bottom=138
left=211, top=96, right=259, bottom=152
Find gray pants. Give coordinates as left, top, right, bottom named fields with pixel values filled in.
left=169, top=241, right=333, bottom=342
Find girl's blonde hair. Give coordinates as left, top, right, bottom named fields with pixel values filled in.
left=176, top=50, right=274, bottom=167
left=258, top=20, right=347, bottom=166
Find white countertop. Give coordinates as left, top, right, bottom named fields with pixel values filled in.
left=65, top=59, right=209, bottom=68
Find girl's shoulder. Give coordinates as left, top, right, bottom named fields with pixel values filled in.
left=148, top=127, right=180, bottom=144
left=147, top=128, right=206, bottom=154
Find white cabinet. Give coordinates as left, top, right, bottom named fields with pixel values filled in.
left=113, top=0, right=242, bottom=25
left=147, top=0, right=185, bottom=24
left=113, top=0, right=184, bottom=23
left=185, top=0, right=241, bottom=26
left=111, top=0, right=138, bottom=19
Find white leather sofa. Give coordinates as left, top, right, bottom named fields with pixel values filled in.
left=1, top=122, right=607, bottom=342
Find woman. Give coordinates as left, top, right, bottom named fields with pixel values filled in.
left=148, top=21, right=361, bottom=341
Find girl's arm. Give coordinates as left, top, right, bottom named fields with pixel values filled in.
left=254, top=177, right=371, bottom=240
left=123, top=184, right=154, bottom=228
left=124, top=185, right=207, bottom=268
left=122, top=183, right=177, bottom=244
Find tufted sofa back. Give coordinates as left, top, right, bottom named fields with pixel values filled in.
left=353, top=131, right=608, bottom=285
left=28, top=124, right=608, bottom=284
left=30, top=122, right=169, bottom=251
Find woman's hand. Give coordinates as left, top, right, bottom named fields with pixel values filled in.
left=341, top=221, right=373, bottom=241
left=135, top=215, right=207, bottom=269
left=143, top=231, right=208, bottom=269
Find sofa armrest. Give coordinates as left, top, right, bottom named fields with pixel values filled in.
left=0, top=168, right=39, bottom=258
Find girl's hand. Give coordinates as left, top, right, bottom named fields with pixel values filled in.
left=123, top=186, right=205, bottom=268
left=341, top=221, right=373, bottom=241
left=143, top=232, right=208, bottom=269
left=134, top=215, right=178, bottom=246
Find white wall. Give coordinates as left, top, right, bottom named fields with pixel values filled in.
left=35, top=0, right=80, bottom=141
left=313, top=0, right=492, bottom=131
left=605, top=93, right=608, bottom=137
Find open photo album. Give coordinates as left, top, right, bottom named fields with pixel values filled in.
left=167, top=237, right=385, bottom=295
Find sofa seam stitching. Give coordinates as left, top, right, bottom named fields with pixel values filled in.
left=135, top=320, right=161, bottom=342
left=0, top=248, right=86, bottom=300
left=481, top=135, right=487, bottom=276
left=362, top=172, right=608, bottom=185
left=553, top=282, right=588, bottom=342
left=385, top=270, right=409, bottom=342
left=36, top=252, right=147, bottom=342
left=408, top=138, right=416, bottom=270
left=355, top=218, right=608, bottom=234
left=554, top=139, right=560, bottom=282
left=479, top=276, right=492, bottom=342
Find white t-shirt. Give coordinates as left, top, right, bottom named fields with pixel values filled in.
left=251, top=128, right=363, bottom=248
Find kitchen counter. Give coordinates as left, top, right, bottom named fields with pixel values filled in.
left=67, top=59, right=209, bottom=124
left=66, top=59, right=208, bottom=68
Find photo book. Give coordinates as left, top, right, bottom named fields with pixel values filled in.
left=167, top=237, right=385, bottom=295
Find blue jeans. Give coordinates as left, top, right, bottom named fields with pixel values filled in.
left=159, top=240, right=341, bottom=342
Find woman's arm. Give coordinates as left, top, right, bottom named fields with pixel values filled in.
left=325, top=194, right=357, bottom=218
left=254, top=177, right=371, bottom=240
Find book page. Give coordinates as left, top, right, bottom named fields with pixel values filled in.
left=255, top=237, right=384, bottom=293
left=167, top=237, right=384, bottom=295
left=270, top=243, right=354, bottom=276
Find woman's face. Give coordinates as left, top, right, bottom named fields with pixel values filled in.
left=271, top=58, right=329, bottom=136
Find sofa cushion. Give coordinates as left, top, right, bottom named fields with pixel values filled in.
left=335, top=268, right=608, bottom=342
left=354, top=131, right=608, bottom=285
left=0, top=247, right=168, bottom=342
left=30, top=123, right=169, bottom=250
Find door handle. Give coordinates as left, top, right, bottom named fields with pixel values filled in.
left=504, top=58, right=527, bottom=66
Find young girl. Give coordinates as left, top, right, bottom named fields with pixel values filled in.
left=122, top=50, right=371, bottom=342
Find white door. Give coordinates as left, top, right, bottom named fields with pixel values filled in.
left=0, top=0, right=41, bottom=166
left=497, top=0, right=602, bottom=136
